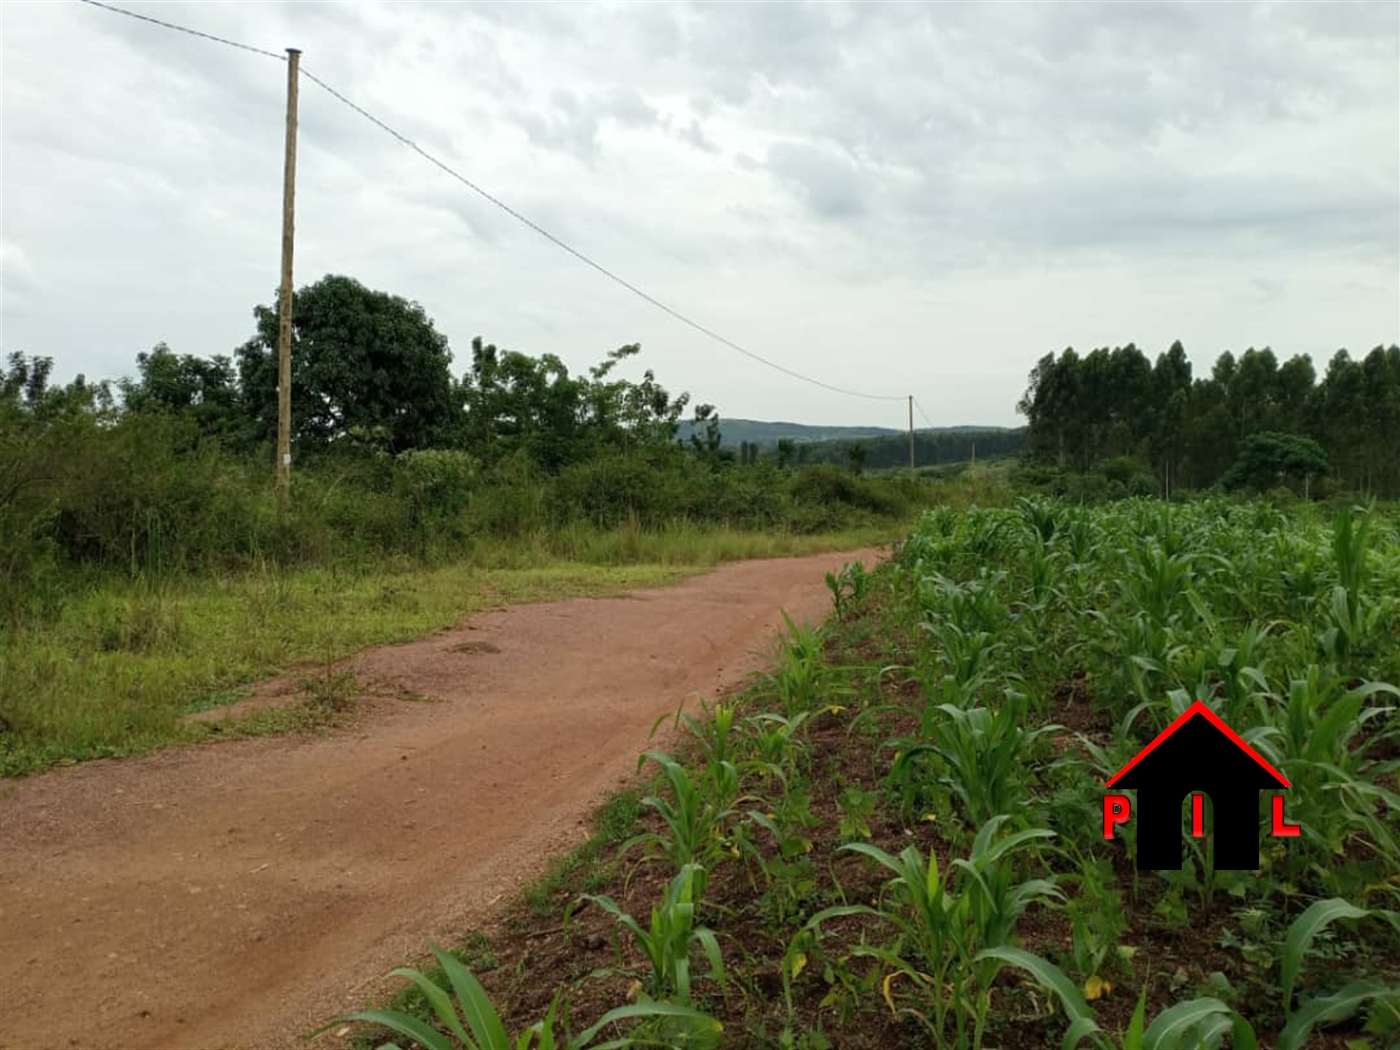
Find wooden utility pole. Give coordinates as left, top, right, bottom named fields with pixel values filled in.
left=907, top=395, right=915, bottom=478
left=276, top=47, right=302, bottom=512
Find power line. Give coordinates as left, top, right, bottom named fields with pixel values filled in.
left=77, top=0, right=286, bottom=61
left=913, top=397, right=937, bottom=430
left=76, top=0, right=908, bottom=405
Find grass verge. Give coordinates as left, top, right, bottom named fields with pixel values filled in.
left=0, top=523, right=896, bottom=777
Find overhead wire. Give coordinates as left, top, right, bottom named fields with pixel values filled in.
left=77, top=0, right=286, bottom=61
left=76, top=0, right=909, bottom=404
left=913, top=397, right=937, bottom=430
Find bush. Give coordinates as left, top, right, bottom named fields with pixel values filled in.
left=547, top=453, right=690, bottom=529
left=1097, top=456, right=1158, bottom=496
left=790, top=464, right=908, bottom=517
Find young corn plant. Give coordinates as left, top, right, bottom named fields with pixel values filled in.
left=763, top=612, right=849, bottom=718
left=962, top=509, right=1012, bottom=564
left=916, top=616, right=1005, bottom=709
left=622, top=752, right=737, bottom=900
left=799, top=816, right=1060, bottom=1050
left=1318, top=505, right=1398, bottom=672
left=740, top=793, right=821, bottom=927
left=738, top=711, right=811, bottom=788
left=1248, top=671, right=1400, bottom=891
left=824, top=561, right=871, bottom=620
left=665, top=700, right=742, bottom=810
left=983, top=950, right=1258, bottom=1050
left=1059, top=508, right=1102, bottom=569
left=1016, top=495, right=1063, bottom=545
left=923, top=570, right=1013, bottom=636
left=1274, top=897, right=1400, bottom=1050
left=323, top=945, right=720, bottom=1050
left=582, top=863, right=727, bottom=1014
left=1118, top=543, right=1196, bottom=629
left=888, top=689, right=1060, bottom=830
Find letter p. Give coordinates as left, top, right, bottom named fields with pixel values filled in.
left=1103, top=794, right=1131, bottom=839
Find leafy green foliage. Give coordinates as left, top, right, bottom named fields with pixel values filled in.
left=1, top=273, right=926, bottom=646
left=324, top=498, right=1397, bottom=1049
left=582, top=863, right=727, bottom=1010
left=236, top=274, right=461, bottom=452
left=1222, top=432, right=1329, bottom=494
left=801, top=817, right=1061, bottom=1048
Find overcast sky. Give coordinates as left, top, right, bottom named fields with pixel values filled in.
left=3, top=0, right=1397, bottom=428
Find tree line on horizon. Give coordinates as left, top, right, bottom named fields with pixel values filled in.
left=1015, top=340, right=1400, bottom=499
left=5, top=270, right=1398, bottom=618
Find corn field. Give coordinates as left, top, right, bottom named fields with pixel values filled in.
left=342, top=498, right=1400, bottom=1050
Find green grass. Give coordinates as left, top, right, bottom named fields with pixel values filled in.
left=0, top=524, right=896, bottom=778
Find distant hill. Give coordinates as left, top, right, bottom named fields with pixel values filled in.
left=677, top=418, right=1014, bottom=448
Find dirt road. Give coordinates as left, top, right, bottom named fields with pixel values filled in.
left=0, top=548, right=883, bottom=1050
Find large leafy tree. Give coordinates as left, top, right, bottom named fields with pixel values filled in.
left=235, top=274, right=459, bottom=454
left=1222, top=432, right=1329, bottom=495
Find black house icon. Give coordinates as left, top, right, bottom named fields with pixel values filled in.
left=1107, top=700, right=1290, bottom=871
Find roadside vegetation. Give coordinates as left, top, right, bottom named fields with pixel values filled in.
left=340, top=498, right=1400, bottom=1049
left=1, top=274, right=938, bottom=775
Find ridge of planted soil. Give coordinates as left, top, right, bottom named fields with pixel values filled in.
left=0, top=547, right=884, bottom=1050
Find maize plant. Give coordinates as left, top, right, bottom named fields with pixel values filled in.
left=582, top=862, right=727, bottom=1012
left=799, top=817, right=1060, bottom=1049
left=622, top=752, right=737, bottom=900
left=763, top=612, right=851, bottom=717
left=887, top=689, right=1060, bottom=829
left=323, top=945, right=720, bottom=1050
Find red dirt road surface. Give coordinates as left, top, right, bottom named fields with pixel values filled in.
left=0, top=548, right=884, bottom=1050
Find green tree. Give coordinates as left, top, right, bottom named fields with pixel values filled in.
left=120, top=342, right=240, bottom=441
left=235, top=274, right=459, bottom=454
left=688, top=404, right=723, bottom=462
left=1222, top=432, right=1329, bottom=496
left=776, top=437, right=796, bottom=470
left=1182, top=355, right=1238, bottom=488
left=1314, top=350, right=1366, bottom=492
left=584, top=344, right=689, bottom=452
left=1149, top=341, right=1192, bottom=496
left=1229, top=347, right=1282, bottom=436
left=1358, top=346, right=1400, bottom=496
left=847, top=441, right=868, bottom=475
left=1275, top=353, right=1317, bottom=432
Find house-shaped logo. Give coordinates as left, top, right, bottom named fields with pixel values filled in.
left=1102, top=700, right=1298, bottom=870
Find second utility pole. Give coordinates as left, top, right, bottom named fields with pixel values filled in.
left=276, top=47, right=302, bottom=514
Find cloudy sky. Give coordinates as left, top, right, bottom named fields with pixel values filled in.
left=3, top=0, right=1397, bottom=428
